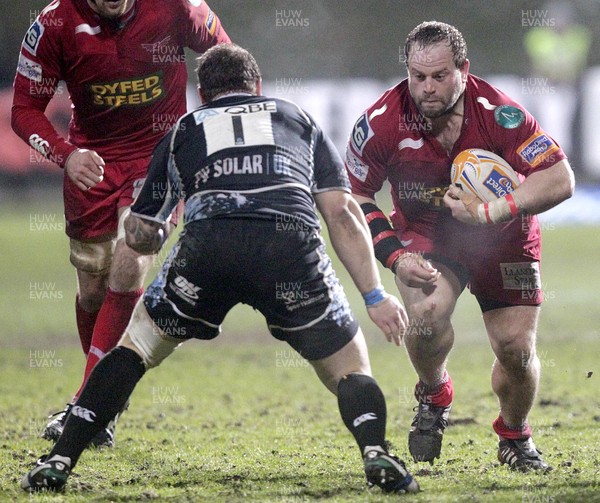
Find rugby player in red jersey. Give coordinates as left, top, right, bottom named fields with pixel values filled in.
left=12, top=0, right=230, bottom=446
left=346, top=21, right=574, bottom=471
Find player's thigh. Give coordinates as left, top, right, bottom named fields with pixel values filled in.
left=255, top=229, right=359, bottom=362
left=395, top=260, right=463, bottom=325
left=143, top=227, right=238, bottom=341
left=484, top=305, right=540, bottom=359
left=64, top=158, right=147, bottom=241
left=310, top=328, right=371, bottom=394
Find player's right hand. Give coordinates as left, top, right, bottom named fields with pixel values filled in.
left=394, top=252, right=441, bottom=288
left=65, top=149, right=105, bottom=191
left=366, top=295, right=409, bottom=346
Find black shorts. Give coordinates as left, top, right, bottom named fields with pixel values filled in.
left=143, top=218, right=359, bottom=361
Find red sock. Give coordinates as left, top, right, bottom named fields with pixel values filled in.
left=493, top=415, right=532, bottom=440
left=73, top=287, right=143, bottom=400
left=75, top=297, right=99, bottom=356
left=415, top=371, right=454, bottom=407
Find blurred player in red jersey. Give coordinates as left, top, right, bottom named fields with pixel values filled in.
left=346, top=21, right=574, bottom=471
left=12, top=0, right=230, bottom=446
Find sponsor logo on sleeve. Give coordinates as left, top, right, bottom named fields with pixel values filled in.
left=345, top=147, right=369, bottom=182
left=500, top=262, right=541, bottom=291
left=23, top=20, right=45, bottom=56
left=350, top=113, right=374, bottom=155
left=29, top=134, right=50, bottom=156
left=205, top=9, right=217, bottom=35
left=494, top=104, right=525, bottom=129
left=17, top=54, right=42, bottom=83
left=517, top=132, right=559, bottom=167
left=188, top=0, right=202, bottom=5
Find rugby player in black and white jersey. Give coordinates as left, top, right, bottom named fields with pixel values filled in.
left=22, top=44, right=420, bottom=495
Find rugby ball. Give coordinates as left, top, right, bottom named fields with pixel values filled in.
left=451, top=149, right=521, bottom=202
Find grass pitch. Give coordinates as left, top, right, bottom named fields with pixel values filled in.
left=1, top=196, right=599, bottom=501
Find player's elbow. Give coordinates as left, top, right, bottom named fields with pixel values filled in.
left=564, top=169, right=576, bottom=200
left=556, top=161, right=576, bottom=203
left=322, top=197, right=355, bottom=230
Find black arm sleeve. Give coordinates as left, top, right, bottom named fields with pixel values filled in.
left=360, top=202, right=405, bottom=272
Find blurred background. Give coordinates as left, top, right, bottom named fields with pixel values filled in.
left=1, top=0, right=599, bottom=342
left=3, top=0, right=600, bottom=184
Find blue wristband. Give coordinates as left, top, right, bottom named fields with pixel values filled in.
left=363, top=286, right=386, bottom=306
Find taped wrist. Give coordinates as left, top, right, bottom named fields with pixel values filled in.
left=477, top=193, right=520, bottom=224
left=360, top=203, right=405, bottom=272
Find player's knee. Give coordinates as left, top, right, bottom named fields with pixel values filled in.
left=70, top=238, right=115, bottom=275
left=406, top=300, right=452, bottom=339
left=125, top=301, right=183, bottom=369
left=77, top=291, right=105, bottom=313
left=109, top=239, right=153, bottom=289
left=494, top=334, right=536, bottom=374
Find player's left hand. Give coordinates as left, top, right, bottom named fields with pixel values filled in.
left=443, top=184, right=483, bottom=225
left=366, top=295, right=409, bottom=346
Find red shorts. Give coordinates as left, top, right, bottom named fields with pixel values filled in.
left=398, top=215, right=543, bottom=307
left=64, top=158, right=149, bottom=240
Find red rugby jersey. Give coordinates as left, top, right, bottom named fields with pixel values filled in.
left=346, top=74, right=566, bottom=244
left=12, top=0, right=230, bottom=167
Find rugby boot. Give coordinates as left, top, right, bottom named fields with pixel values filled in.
left=408, top=402, right=451, bottom=464
left=21, top=454, right=71, bottom=493
left=363, top=446, right=420, bottom=494
left=498, top=437, right=552, bottom=472
left=42, top=402, right=125, bottom=448
left=89, top=414, right=117, bottom=448
left=41, top=404, right=72, bottom=442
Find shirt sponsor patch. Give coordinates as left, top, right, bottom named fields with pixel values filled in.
left=205, top=9, right=217, bottom=35
left=23, top=20, right=45, bottom=56
left=494, top=104, right=525, bottom=129
left=17, top=53, right=42, bottom=83
left=345, top=148, right=369, bottom=182
left=90, top=72, right=164, bottom=107
left=350, top=113, right=374, bottom=155
left=500, top=262, right=541, bottom=291
left=517, top=132, right=560, bottom=167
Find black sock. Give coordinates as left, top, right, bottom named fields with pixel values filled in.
left=49, top=347, right=145, bottom=467
left=337, top=373, right=387, bottom=455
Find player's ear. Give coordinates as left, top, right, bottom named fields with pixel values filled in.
left=460, top=59, right=470, bottom=82
left=198, top=85, right=207, bottom=105
left=254, top=78, right=262, bottom=96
